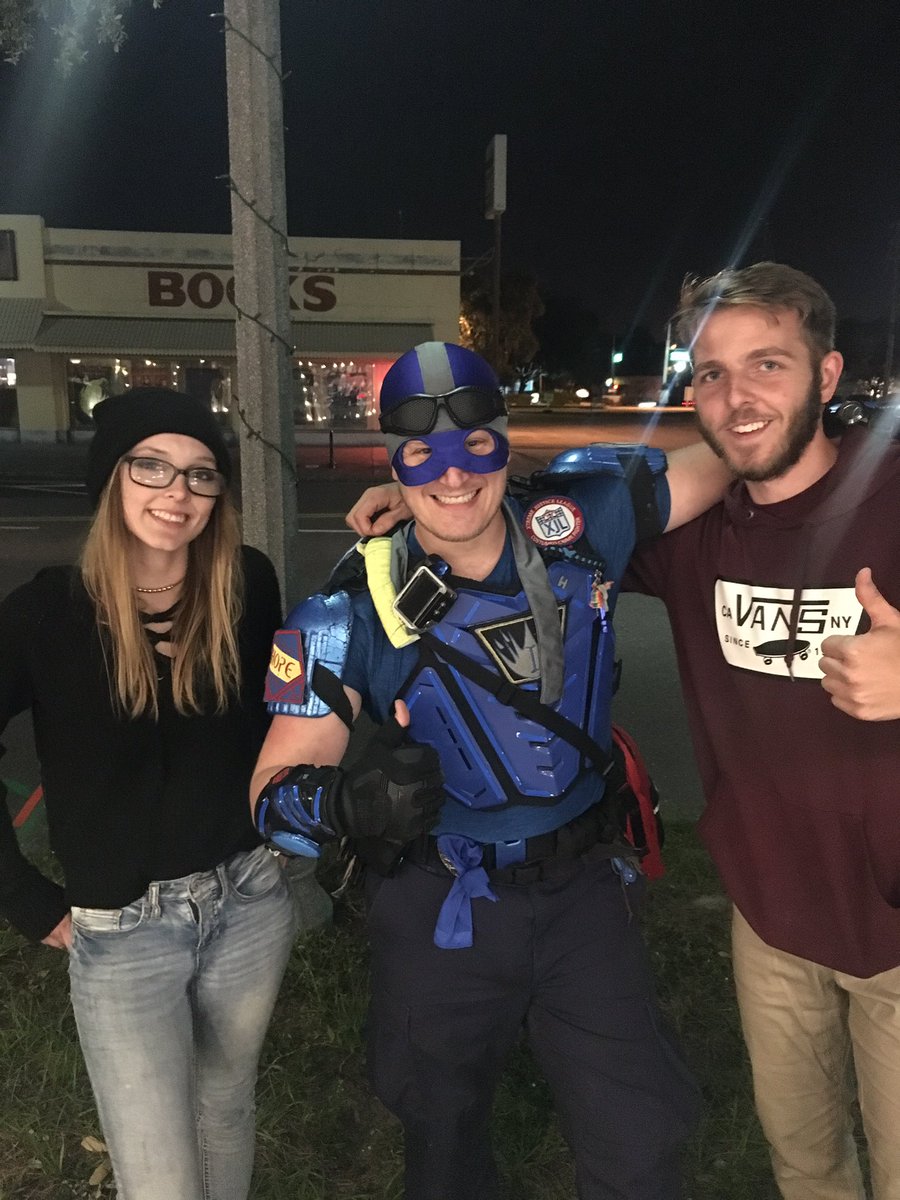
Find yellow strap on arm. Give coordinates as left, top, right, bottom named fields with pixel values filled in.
left=359, top=537, right=420, bottom=649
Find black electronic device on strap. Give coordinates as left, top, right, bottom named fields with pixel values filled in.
left=392, top=559, right=458, bottom=633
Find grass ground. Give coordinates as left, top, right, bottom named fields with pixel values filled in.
left=0, top=823, right=780, bottom=1200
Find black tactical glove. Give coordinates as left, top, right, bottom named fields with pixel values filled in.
left=255, top=714, right=444, bottom=857
left=337, top=714, right=444, bottom=843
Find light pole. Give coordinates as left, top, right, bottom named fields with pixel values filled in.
left=660, top=321, right=673, bottom=392
left=607, top=344, right=623, bottom=405
left=485, top=135, right=507, bottom=373
left=491, top=212, right=502, bottom=371
left=882, top=222, right=900, bottom=398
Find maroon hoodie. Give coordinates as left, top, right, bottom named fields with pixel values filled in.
left=627, top=427, right=900, bottom=977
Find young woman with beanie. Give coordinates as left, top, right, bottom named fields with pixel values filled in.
left=0, top=388, right=299, bottom=1200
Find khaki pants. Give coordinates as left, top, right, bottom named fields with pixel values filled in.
left=732, top=906, right=900, bottom=1200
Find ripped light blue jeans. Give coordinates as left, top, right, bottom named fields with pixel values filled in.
left=67, top=844, right=296, bottom=1200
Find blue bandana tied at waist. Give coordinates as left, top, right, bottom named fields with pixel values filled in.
left=434, top=834, right=498, bottom=950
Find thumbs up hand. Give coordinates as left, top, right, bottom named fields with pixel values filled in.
left=819, top=568, right=900, bottom=720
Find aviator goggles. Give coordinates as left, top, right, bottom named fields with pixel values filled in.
left=379, top=386, right=507, bottom=436
left=121, top=455, right=227, bottom=497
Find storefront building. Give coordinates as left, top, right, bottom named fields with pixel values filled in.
left=0, top=215, right=460, bottom=440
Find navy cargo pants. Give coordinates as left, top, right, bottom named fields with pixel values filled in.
left=365, top=848, right=700, bottom=1200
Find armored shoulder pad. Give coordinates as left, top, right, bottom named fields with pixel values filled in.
left=538, top=443, right=667, bottom=482
left=264, top=590, right=353, bottom=719
left=324, top=542, right=367, bottom=595
left=323, top=523, right=413, bottom=596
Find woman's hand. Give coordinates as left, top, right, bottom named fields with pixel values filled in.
left=41, top=912, right=73, bottom=951
left=345, top=483, right=410, bottom=537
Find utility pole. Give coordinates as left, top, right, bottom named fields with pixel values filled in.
left=491, top=211, right=503, bottom=371
left=660, top=321, right=672, bottom=396
left=882, top=222, right=900, bottom=398
left=223, top=0, right=300, bottom=601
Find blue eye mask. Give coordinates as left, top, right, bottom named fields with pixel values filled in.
left=390, top=425, right=510, bottom=486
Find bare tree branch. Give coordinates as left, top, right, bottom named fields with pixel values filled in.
left=0, top=0, right=167, bottom=70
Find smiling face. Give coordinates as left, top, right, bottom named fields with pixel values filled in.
left=394, top=429, right=507, bottom=554
left=119, top=432, right=218, bottom=561
left=691, top=306, right=843, bottom=501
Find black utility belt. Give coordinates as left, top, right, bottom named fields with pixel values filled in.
left=405, top=801, right=626, bottom=886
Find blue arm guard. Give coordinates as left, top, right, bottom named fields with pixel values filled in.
left=540, top=443, right=667, bottom=480
left=254, top=764, right=341, bottom=858
left=536, top=444, right=668, bottom=540
left=254, top=717, right=445, bottom=859
left=264, top=590, right=353, bottom=717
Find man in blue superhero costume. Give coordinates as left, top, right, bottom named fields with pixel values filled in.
left=251, top=342, right=728, bottom=1200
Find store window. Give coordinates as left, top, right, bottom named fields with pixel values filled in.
left=292, top=359, right=376, bottom=428
left=0, top=231, right=17, bottom=281
left=184, top=365, right=231, bottom=416
left=68, top=359, right=116, bottom=428
left=132, top=359, right=231, bottom=420
left=67, top=358, right=234, bottom=431
left=0, top=356, right=17, bottom=429
left=131, top=362, right=172, bottom=390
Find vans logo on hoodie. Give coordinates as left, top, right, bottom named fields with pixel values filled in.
left=714, top=579, right=864, bottom=678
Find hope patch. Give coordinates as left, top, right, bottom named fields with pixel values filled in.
left=264, top=629, right=306, bottom=704
left=523, top=496, right=585, bottom=546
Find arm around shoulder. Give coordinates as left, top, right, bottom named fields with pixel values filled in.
left=664, top=441, right=732, bottom=532
left=345, top=482, right=409, bottom=537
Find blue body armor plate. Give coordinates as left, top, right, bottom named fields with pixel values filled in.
left=402, top=558, right=616, bottom=811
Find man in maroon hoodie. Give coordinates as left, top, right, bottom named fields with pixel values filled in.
left=625, top=262, right=900, bottom=1200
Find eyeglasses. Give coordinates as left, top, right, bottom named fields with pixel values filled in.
left=122, top=456, right=227, bottom=497
left=379, top=386, right=507, bottom=435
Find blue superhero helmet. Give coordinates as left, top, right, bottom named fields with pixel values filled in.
left=379, top=342, right=507, bottom=435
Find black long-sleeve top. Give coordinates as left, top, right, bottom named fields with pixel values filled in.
left=0, top=545, right=281, bottom=941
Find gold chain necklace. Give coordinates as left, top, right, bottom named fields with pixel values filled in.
left=133, top=578, right=184, bottom=594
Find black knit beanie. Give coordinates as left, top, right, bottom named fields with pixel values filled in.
left=86, top=388, right=232, bottom=505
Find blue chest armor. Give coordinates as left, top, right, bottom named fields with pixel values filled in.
left=402, top=557, right=616, bottom=811
left=267, top=444, right=667, bottom=822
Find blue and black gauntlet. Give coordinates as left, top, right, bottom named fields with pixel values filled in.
left=254, top=716, right=444, bottom=858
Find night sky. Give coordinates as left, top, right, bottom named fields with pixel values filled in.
left=1, top=0, right=898, bottom=337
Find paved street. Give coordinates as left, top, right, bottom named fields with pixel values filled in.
left=1, top=411, right=705, bottom=828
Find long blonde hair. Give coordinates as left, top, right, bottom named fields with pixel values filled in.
left=80, top=467, right=245, bottom=719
